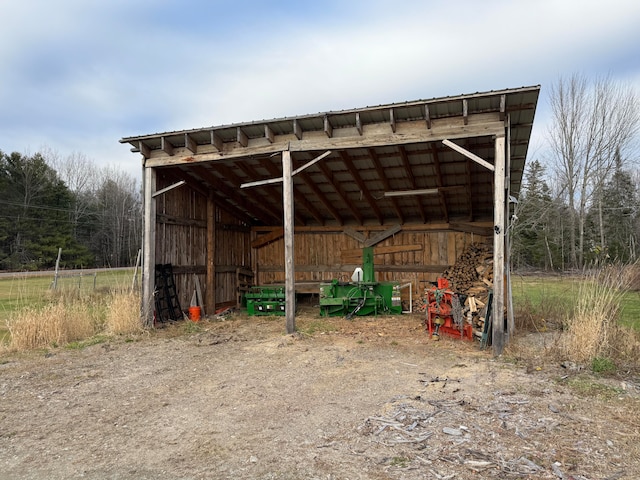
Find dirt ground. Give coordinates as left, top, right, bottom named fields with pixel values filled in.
left=1, top=309, right=639, bottom=480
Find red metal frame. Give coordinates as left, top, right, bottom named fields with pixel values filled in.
left=425, top=278, right=473, bottom=341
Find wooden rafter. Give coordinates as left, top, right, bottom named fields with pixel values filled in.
left=368, top=148, right=404, bottom=223
left=462, top=99, right=468, bottom=125
left=429, top=143, right=449, bottom=223
left=425, top=104, right=432, bottom=129
left=139, top=141, right=151, bottom=159
left=265, top=125, right=275, bottom=144
left=323, top=115, right=333, bottom=138
left=259, top=158, right=326, bottom=225
left=214, top=163, right=283, bottom=225
left=168, top=167, right=256, bottom=225
left=237, top=127, right=248, bottom=147
left=464, top=159, right=473, bottom=221
left=234, top=161, right=306, bottom=225
left=190, top=165, right=277, bottom=225
left=297, top=170, right=342, bottom=225
left=210, top=130, right=223, bottom=151
left=293, top=119, right=303, bottom=140
left=339, top=151, right=384, bottom=225
left=161, top=137, right=174, bottom=156
left=398, top=146, right=426, bottom=223
left=185, top=133, right=197, bottom=154
left=316, top=161, right=363, bottom=224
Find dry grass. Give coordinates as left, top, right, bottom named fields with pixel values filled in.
left=5, top=290, right=142, bottom=351
left=105, top=291, right=143, bottom=335
left=559, top=264, right=640, bottom=367
left=6, top=300, right=98, bottom=350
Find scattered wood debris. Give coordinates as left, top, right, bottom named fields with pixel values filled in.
left=353, top=381, right=614, bottom=479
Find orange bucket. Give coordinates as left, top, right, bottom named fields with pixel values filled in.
left=189, top=306, right=201, bottom=322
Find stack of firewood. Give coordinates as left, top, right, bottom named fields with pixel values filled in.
left=443, top=242, right=493, bottom=338
left=443, top=242, right=493, bottom=293
left=413, top=242, right=494, bottom=338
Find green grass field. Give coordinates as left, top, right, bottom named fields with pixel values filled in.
left=0, top=269, right=137, bottom=344
left=511, top=273, right=640, bottom=330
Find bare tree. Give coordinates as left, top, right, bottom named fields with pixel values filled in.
left=548, top=74, right=640, bottom=267
left=44, top=149, right=100, bottom=243
left=94, top=166, right=141, bottom=267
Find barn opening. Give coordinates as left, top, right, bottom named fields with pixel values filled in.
left=120, top=86, right=540, bottom=355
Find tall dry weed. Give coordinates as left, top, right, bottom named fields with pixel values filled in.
left=7, top=300, right=97, bottom=350
left=105, top=291, right=143, bottom=335
left=561, top=264, right=636, bottom=365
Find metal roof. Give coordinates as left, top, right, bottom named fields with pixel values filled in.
left=121, top=86, right=540, bottom=228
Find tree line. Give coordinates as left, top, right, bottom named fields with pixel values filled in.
left=511, top=74, right=640, bottom=270
left=0, top=150, right=141, bottom=270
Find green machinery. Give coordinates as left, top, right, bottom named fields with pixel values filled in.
left=319, top=247, right=402, bottom=318
left=245, top=286, right=287, bottom=316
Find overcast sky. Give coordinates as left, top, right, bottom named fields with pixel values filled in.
left=1, top=0, right=639, bottom=181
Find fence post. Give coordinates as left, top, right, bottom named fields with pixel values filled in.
left=52, top=248, right=62, bottom=290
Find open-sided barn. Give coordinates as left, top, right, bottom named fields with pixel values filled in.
left=120, top=85, right=540, bottom=354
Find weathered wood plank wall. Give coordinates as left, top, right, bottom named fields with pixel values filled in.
left=252, top=229, right=489, bottom=294
left=154, top=176, right=251, bottom=311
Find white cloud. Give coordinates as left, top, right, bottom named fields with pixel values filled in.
left=1, top=0, right=639, bottom=178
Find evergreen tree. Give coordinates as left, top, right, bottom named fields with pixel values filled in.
left=0, top=151, right=93, bottom=270
left=585, top=154, right=639, bottom=263
left=512, top=160, right=565, bottom=270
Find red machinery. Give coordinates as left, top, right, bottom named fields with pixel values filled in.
left=426, top=278, right=473, bottom=341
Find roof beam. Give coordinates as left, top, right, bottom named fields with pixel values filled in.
left=185, top=133, right=197, bottom=154
left=143, top=114, right=505, bottom=168
left=317, top=161, right=363, bottom=224
left=237, top=127, right=248, bottom=147
left=241, top=151, right=332, bottom=188
left=169, top=167, right=257, bottom=225
left=368, top=148, right=404, bottom=223
left=293, top=119, right=303, bottom=140
left=297, top=170, right=342, bottom=225
left=430, top=143, right=449, bottom=223
left=398, top=146, right=426, bottom=223
left=339, top=150, right=384, bottom=225
left=425, top=104, right=432, bottom=129
left=364, top=224, right=402, bottom=248
left=462, top=99, right=468, bottom=125
left=235, top=161, right=306, bottom=225
left=161, top=137, right=174, bottom=156
left=464, top=159, right=473, bottom=221
left=323, top=115, right=333, bottom=138
left=214, top=163, right=282, bottom=224
left=139, top=141, right=151, bottom=160
left=191, top=165, right=278, bottom=225
left=210, top=130, right=223, bottom=151
left=259, top=158, right=326, bottom=225
left=442, top=139, right=495, bottom=171
left=265, top=125, right=275, bottom=144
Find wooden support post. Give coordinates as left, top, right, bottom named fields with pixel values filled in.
left=505, top=115, right=515, bottom=339
left=142, top=166, right=156, bottom=327
left=282, top=150, right=296, bottom=334
left=206, top=195, right=216, bottom=314
left=492, top=134, right=506, bottom=356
